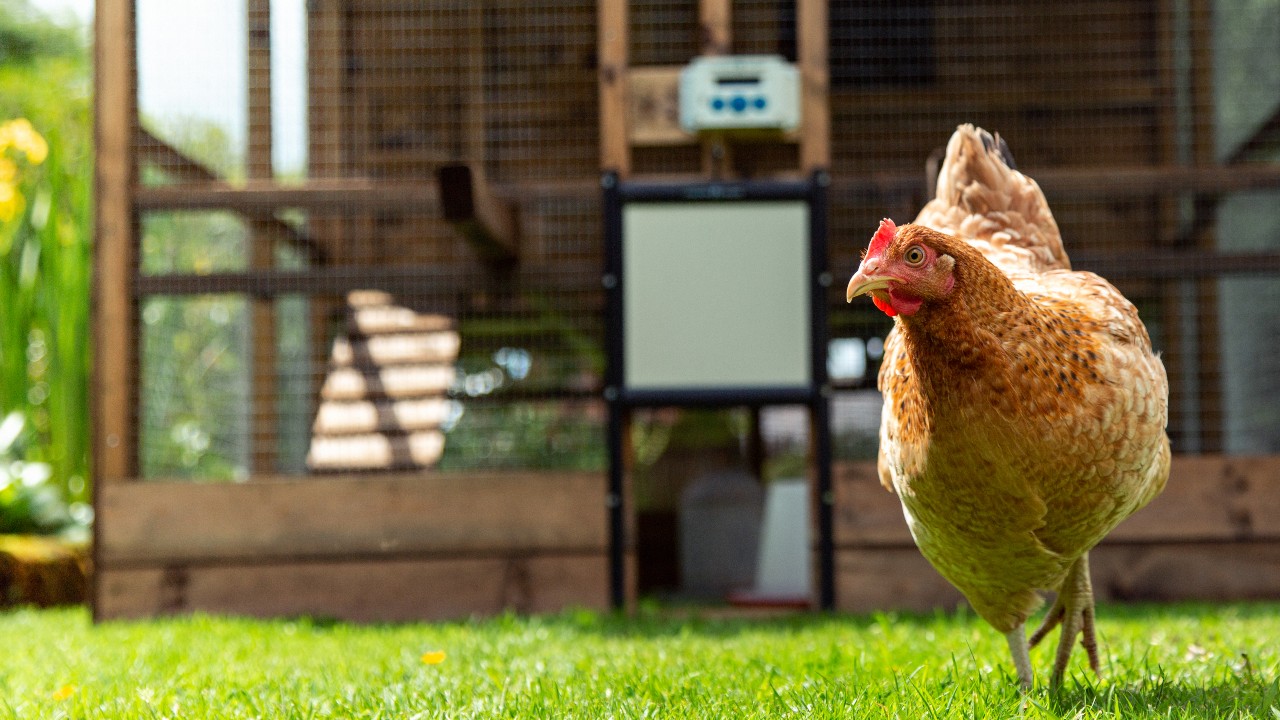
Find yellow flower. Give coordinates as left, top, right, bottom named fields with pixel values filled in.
left=420, top=650, right=447, bottom=665
left=0, top=181, right=18, bottom=223
left=52, top=684, right=76, bottom=701
left=0, top=157, right=14, bottom=183
left=0, top=119, right=47, bottom=165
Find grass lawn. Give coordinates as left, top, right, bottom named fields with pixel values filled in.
left=0, top=602, right=1277, bottom=719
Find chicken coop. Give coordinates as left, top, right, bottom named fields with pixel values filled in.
left=92, top=0, right=1280, bottom=622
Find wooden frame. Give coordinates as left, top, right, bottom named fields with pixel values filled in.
left=96, top=471, right=609, bottom=621
left=834, top=456, right=1280, bottom=612
left=93, top=0, right=1280, bottom=621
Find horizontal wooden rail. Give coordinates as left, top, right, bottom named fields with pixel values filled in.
left=98, top=470, right=607, bottom=566
left=136, top=179, right=443, bottom=213
left=134, top=261, right=604, bottom=297
left=129, top=164, right=1280, bottom=214
left=834, top=455, right=1280, bottom=548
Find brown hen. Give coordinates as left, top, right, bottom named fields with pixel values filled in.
left=846, top=125, right=1170, bottom=688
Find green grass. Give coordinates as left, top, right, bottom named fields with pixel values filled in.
left=0, top=603, right=1278, bottom=719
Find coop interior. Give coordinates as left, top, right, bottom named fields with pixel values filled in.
left=93, top=0, right=1280, bottom=621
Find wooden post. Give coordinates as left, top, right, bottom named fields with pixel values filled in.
left=598, top=0, right=630, bottom=176
left=93, top=0, right=138, bottom=487
left=92, top=0, right=138, bottom=623
left=1189, top=0, right=1222, bottom=453
left=308, top=0, right=346, bottom=436
left=796, top=0, right=830, bottom=173
left=698, top=0, right=732, bottom=177
left=248, top=0, right=278, bottom=474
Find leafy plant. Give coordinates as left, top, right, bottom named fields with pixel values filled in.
left=0, top=5, right=92, bottom=520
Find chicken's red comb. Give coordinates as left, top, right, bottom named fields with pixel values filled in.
left=867, top=218, right=897, bottom=257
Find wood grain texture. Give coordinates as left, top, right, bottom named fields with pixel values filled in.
left=98, top=471, right=607, bottom=565
left=834, top=456, right=1280, bottom=548
left=598, top=0, right=630, bottom=174
left=92, top=0, right=137, bottom=485
left=97, top=554, right=609, bottom=622
left=837, top=541, right=1280, bottom=614
left=834, top=456, right=1280, bottom=612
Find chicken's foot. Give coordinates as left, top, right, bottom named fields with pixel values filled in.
left=1028, top=553, right=1100, bottom=685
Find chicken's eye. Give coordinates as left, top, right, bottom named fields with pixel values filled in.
left=904, top=245, right=927, bottom=267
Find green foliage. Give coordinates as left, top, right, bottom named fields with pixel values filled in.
left=0, top=1, right=83, bottom=66
left=0, top=34, right=92, bottom=519
left=0, top=603, right=1279, bottom=718
left=0, top=412, right=86, bottom=538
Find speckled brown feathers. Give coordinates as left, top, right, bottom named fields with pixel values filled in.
left=865, top=126, right=1171, bottom=679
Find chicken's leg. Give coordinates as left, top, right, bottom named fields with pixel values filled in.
left=1028, top=553, right=1100, bottom=685
left=1005, top=626, right=1034, bottom=689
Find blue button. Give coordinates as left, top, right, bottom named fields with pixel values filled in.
left=730, top=96, right=748, bottom=113
left=711, top=97, right=725, bottom=111
left=753, top=96, right=767, bottom=110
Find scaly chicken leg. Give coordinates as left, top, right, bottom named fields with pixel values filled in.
left=1005, top=627, right=1034, bottom=689
left=1028, top=553, right=1100, bottom=685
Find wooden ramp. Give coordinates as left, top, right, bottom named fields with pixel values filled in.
left=307, top=291, right=459, bottom=472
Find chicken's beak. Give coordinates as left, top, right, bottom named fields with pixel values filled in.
left=846, top=265, right=893, bottom=303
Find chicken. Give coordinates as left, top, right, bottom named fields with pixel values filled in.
left=845, top=125, right=1170, bottom=688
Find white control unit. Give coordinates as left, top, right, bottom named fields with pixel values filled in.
left=678, top=55, right=801, bottom=134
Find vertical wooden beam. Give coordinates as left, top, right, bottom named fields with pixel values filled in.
left=1188, top=0, right=1222, bottom=452
left=92, top=0, right=138, bottom=622
left=248, top=0, right=278, bottom=474
left=465, top=3, right=488, bottom=173
left=1153, top=0, right=1189, bottom=447
left=699, top=0, right=732, bottom=57
left=598, top=0, right=630, bottom=176
left=93, top=0, right=138, bottom=487
left=698, top=0, right=732, bottom=177
left=307, top=0, right=346, bottom=440
left=796, top=0, right=830, bottom=173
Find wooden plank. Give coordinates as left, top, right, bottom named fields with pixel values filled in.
left=130, top=164, right=1280, bottom=213
left=834, top=547, right=964, bottom=615
left=97, top=471, right=607, bottom=564
left=312, top=398, right=451, bottom=435
left=330, top=332, right=461, bottom=367
left=305, top=0, right=347, bottom=410
left=135, top=180, right=442, bottom=212
left=831, top=461, right=910, bottom=547
left=319, top=365, right=455, bottom=401
left=796, top=0, right=829, bottom=172
left=698, top=0, right=731, bottom=56
left=306, top=431, right=445, bottom=470
left=836, top=541, right=1280, bottom=614
left=92, top=0, right=137, bottom=486
left=136, top=129, right=325, bottom=263
left=96, top=554, right=609, bottom=622
left=627, top=66, right=690, bottom=146
left=696, top=0, right=732, bottom=176
left=598, top=0, right=630, bottom=175
left=248, top=0, right=277, bottom=475
left=132, top=261, right=605, bottom=298
left=1091, top=541, right=1280, bottom=603
left=834, top=456, right=1280, bottom=548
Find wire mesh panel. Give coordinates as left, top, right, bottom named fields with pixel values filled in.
left=132, top=1, right=608, bottom=481
left=122, top=0, right=1280, bottom=484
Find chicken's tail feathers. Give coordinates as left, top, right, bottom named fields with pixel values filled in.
left=916, top=124, right=1071, bottom=273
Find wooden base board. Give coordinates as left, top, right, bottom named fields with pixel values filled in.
left=95, top=470, right=610, bottom=622
left=835, top=541, right=1280, bottom=616
left=832, top=456, right=1280, bottom=614
left=96, top=554, right=608, bottom=623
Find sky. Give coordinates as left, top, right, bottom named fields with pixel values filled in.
left=30, top=0, right=308, bottom=175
